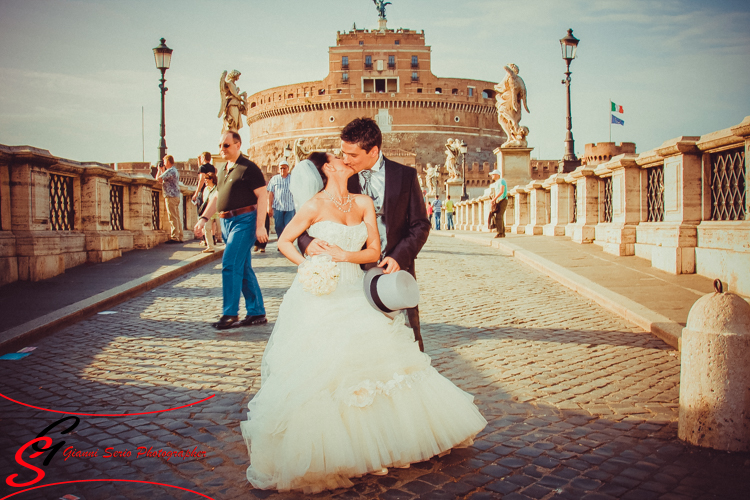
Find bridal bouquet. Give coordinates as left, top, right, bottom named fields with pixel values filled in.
left=297, top=255, right=340, bottom=296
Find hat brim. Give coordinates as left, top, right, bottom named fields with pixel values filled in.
left=363, top=267, right=386, bottom=314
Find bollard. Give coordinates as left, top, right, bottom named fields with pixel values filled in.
left=678, top=280, right=750, bottom=451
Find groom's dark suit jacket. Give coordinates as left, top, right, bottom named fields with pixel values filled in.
left=297, top=157, right=430, bottom=351
left=298, top=157, right=431, bottom=275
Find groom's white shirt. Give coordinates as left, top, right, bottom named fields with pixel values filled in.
left=359, top=153, right=387, bottom=259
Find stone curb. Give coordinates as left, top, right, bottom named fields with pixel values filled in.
left=431, top=231, right=682, bottom=349
left=0, top=248, right=225, bottom=355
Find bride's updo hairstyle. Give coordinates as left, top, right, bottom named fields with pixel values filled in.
left=307, top=152, right=330, bottom=187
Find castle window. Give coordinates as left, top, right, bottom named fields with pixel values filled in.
left=359, top=41, right=364, bottom=46
left=395, top=40, right=400, bottom=45
left=435, top=87, right=442, bottom=94
left=365, top=55, right=372, bottom=69
left=337, top=89, right=343, bottom=94
left=411, top=56, right=418, bottom=68
left=468, top=87, right=475, bottom=97
left=287, top=93, right=293, bottom=99
left=452, top=88, right=458, bottom=95
left=417, top=88, right=422, bottom=93
left=342, top=56, right=349, bottom=69
left=342, top=73, right=349, bottom=83
left=411, top=72, right=419, bottom=82
left=318, top=89, right=325, bottom=95
left=482, top=89, right=495, bottom=99
left=388, top=55, right=395, bottom=69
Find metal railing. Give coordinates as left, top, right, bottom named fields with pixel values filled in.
left=602, top=178, right=613, bottom=223
left=109, top=184, right=124, bottom=230
left=710, top=147, right=746, bottom=221
left=647, top=167, right=665, bottom=222
left=151, top=190, right=161, bottom=230
left=49, top=173, right=74, bottom=230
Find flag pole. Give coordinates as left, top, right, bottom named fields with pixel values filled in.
left=609, top=100, right=612, bottom=142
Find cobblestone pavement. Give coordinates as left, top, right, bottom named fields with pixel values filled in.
left=1, top=237, right=748, bottom=500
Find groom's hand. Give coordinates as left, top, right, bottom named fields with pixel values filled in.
left=305, top=238, right=327, bottom=256
left=378, top=257, right=400, bottom=274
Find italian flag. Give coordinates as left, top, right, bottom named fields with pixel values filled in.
left=611, top=101, right=624, bottom=113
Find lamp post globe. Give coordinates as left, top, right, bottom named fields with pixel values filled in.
left=559, top=29, right=581, bottom=173
left=283, top=144, right=292, bottom=159
left=459, top=140, right=469, bottom=201
left=153, top=38, right=173, bottom=164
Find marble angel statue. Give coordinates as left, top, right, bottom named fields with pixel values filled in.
left=494, top=64, right=530, bottom=148
left=219, top=70, right=248, bottom=133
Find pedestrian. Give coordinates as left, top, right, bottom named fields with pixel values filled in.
left=253, top=211, right=271, bottom=253
left=193, top=131, right=269, bottom=330
left=445, top=194, right=455, bottom=230
left=426, top=200, right=433, bottom=227
left=156, top=155, right=182, bottom=244
left=431, top=195, right=442, bottom=230
left=199, top=171, right=219, bottom=253
left=267, top=159, right=295, bottom=242
left=192, top=152, right=216, bottom=210
left=489, top=169, right=508, bottom=238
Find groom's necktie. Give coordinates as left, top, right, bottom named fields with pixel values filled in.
left=360, top=169, right=374, bottom=198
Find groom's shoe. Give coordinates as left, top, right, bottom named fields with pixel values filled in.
left=213, top=315, right=239, bottom=330
left=238, top=314, right=267, bottom=327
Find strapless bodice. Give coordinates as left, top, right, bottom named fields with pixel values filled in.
left=307, top=220, right=368, bottom=284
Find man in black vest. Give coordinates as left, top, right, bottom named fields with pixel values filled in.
left=298, top=118, right=430, bottom=351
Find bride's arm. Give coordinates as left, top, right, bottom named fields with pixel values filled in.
left=325, top=196, right=380, bottom=264
left=278, top=200, right=322, bottom=265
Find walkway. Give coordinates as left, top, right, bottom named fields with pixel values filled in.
left=0, top=236, right=747, bottom=500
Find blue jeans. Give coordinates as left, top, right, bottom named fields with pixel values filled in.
left=434, top=212, right=441, bottom=230
left=446, top=212, right=454, bottom=230
left=220, top=211, right=266, bottom=317
left=273, top=209, right=295, bottom=238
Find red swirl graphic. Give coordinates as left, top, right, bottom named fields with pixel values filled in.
left=0, top=392, right=214, bottom=417
left=0, top=479, right=215, bottom=499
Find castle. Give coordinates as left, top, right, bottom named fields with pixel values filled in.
left=244, top=17, right=505, bottom=197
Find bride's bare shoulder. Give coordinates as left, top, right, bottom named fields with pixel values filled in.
left=353, top=194, right=375, bottom=207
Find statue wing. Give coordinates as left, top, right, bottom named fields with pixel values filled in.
left=504, top=66, right=520, bottom=113
left=218, top=71, right=228, bottom=118
left=519, top=77, right=530, bottom=114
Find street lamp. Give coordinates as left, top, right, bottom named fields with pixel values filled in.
left=459, top=140, right=469, bottom=201
left=283, top=144, right=292, bottom=160
left=559, top=28, right=581, bottom=173
left=153, top=38, right=173, bottom=164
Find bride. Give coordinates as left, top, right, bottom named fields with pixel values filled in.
left=240, top=152, right=487, bottom=494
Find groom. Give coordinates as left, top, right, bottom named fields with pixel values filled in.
left=297, top=118, right=431, bottom=351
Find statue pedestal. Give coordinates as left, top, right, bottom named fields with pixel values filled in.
left=494, top=147, right=533, bottom=190
left=444, top=179, right=463, bottom=201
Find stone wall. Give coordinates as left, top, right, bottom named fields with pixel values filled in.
left=0, top=145, right=197, bottom=286
left=455, top=116, right=750, bottom=296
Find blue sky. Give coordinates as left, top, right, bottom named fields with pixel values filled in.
left=0, top=0, right=748, bottom=164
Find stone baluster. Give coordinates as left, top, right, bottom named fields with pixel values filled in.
left=80, top=164, right=122, bottom=263
left=524, top=180, right=546, bottom=235
left=564, top=166, right=598, bottom=243
left=543, top=174, right=572, bottom=236
left=510, top=186, right=528, bottom=234
left=593, top=155, right=640, bottom=256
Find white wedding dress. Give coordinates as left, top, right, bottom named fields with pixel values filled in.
left=240, top=221, right=487, bottom=493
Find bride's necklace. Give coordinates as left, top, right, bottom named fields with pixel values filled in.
left=323, top=189, right=353, bottom=213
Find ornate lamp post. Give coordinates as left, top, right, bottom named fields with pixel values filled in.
left=559, top=29, right=581, bottom=173
left=459, top=140, right=469, bottom=201
left=283, top=144, right=292, bottom=160
left=153, top=38, right=173, bottom=163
